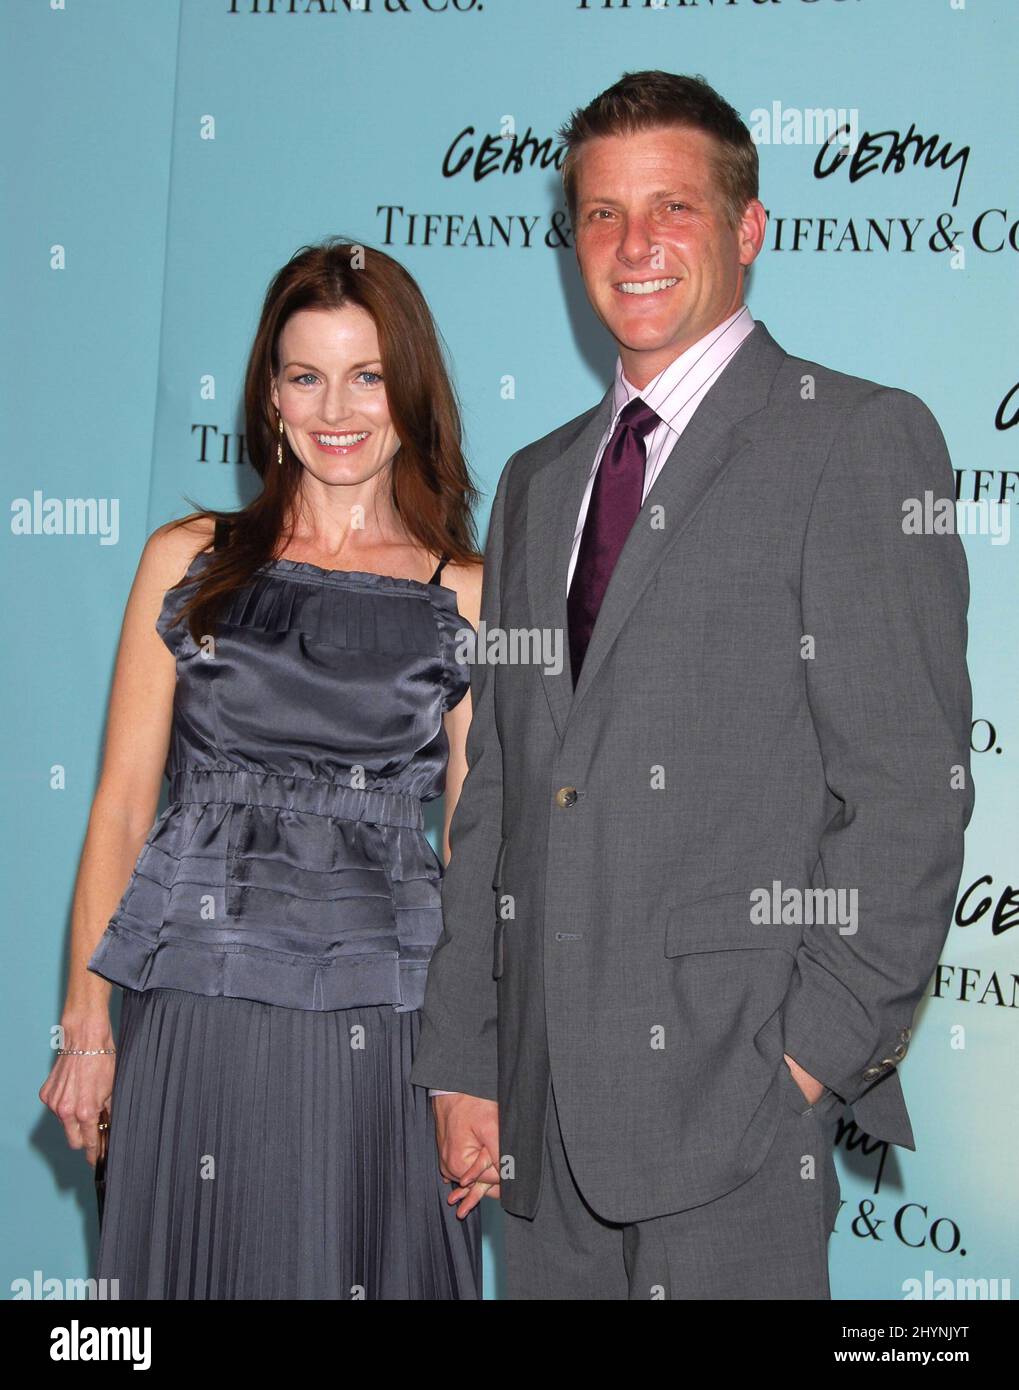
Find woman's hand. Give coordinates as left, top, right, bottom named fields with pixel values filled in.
left=433, top=1093, right=501, bottom=1218
left=39, top=1018, right=117, bottom=1168
left=41, top=517, right=213, bottom=1167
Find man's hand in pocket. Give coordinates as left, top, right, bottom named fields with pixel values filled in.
left=784, top=1053, right=825, bottom=1106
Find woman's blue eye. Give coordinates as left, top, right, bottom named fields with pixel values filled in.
left=288, top=370, right=382, bottom=387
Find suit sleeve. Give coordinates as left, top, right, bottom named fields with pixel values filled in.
left=408, top=454, right=515, bottom=1099
left=779, top=387, right=974, bottom=1108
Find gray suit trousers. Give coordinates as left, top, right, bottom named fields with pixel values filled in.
left=504, top=1065, right=843, bottom=1301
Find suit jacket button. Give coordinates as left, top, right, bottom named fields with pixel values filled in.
left=862, top=1065, right=884, bottom=1081
left=555, top=786, right=578, bottom=808
left=893, top=1043, right=907, bottom=1060
left=899, top=1027, right=912, bottom=1043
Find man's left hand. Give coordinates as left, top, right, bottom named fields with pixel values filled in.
left=784, top=1053, right=825, bottom=1106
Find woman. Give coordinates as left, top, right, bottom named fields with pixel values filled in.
left=39, top=238, right=485, bottom=1298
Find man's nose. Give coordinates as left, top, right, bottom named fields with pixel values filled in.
left=617, top=217, right=656, bottom=263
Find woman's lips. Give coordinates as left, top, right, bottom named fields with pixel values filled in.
left=311, top=431, right=370, bottom=456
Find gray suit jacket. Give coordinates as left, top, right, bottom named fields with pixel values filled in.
left=409, top=321, right=974, bottom=1223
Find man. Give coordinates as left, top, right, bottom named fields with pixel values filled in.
left=409, top=71, right=973, bottom=1299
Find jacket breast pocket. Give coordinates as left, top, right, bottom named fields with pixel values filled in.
left=492, top=837, right=508, bottom=979
left=664, top=889, right=803, bottom=958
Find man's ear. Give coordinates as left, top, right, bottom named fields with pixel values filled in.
left=737, top=198, right=768, bottom=268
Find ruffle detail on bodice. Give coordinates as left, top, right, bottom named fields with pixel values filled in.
left=88, top=771, right=446, bottom=1012
left=432, top=594, right=475, bottom=714
left=156, top=554, right=472, bottom=713
left=89, top=552, right=476, bottom=1012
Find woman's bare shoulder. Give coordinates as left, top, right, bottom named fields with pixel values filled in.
left=140, top=513, right=218, bottom=590
left=440, top=557, right=484, bottom=628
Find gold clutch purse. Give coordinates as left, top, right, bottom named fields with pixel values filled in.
left=95, top=1107, right=111, bottom=1223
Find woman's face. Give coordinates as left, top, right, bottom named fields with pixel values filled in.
left=270, top=304, right=401, bottom=489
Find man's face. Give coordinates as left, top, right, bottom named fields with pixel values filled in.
left=572, top=124, right=765, bottom=388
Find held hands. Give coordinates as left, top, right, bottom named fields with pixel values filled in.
left=432, top=1093, right=501, bottom=1218
left=784, top=1052, right=825, bottom=1106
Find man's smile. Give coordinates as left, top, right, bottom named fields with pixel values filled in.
left=613, top=276, right=680, bottom=297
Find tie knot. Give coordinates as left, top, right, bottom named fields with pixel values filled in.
left=616, top=396, right=661, bottom=437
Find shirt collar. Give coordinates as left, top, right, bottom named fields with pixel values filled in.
left=611, top=304, right=756, bottom=430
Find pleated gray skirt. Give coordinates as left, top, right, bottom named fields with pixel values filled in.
left=94, top=987, right=482, bottom=1299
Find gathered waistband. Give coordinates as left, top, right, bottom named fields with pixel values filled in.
left=168, top=768, right=424, bottom=830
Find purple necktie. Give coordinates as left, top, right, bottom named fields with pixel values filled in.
left=567, top=396, right=661, bottom=687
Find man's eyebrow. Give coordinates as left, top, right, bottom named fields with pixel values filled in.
left=578, top=189, right=694, bottom=208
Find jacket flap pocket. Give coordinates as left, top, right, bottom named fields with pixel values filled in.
left=492, top=919, right=504, bottom=979
left=665, top=890, right=803, bottom=957
left=492, top=836, right=508, bottom=890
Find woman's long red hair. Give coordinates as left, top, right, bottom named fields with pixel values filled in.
left=168, top=237, right=481, bottom=642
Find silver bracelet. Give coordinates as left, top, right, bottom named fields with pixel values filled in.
left=56, top=1048, right=117, bottom=1056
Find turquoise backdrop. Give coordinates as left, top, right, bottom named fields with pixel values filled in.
left=4, top=0, right=1016, bottom=1301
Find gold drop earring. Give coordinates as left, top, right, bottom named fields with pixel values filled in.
left=277, top=411, right=284, bottom=467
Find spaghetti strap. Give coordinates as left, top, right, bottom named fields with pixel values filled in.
left=428, top=553, right=450, bottom=586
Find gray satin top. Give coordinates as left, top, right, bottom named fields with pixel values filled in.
left=87, top=549, right=473, bottom=1012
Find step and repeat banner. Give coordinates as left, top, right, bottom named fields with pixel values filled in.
left=4, top=0, right=1016, bottom=1302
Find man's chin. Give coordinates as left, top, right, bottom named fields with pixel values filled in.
left=608, top=323, right=690, bottom=356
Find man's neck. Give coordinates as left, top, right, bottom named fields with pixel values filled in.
left=619, top=305, right=747, bottom=392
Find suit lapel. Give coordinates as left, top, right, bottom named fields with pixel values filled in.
left=526, top=320, right=787, bottom=739
left=525, top=390, right=614, bottom=738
